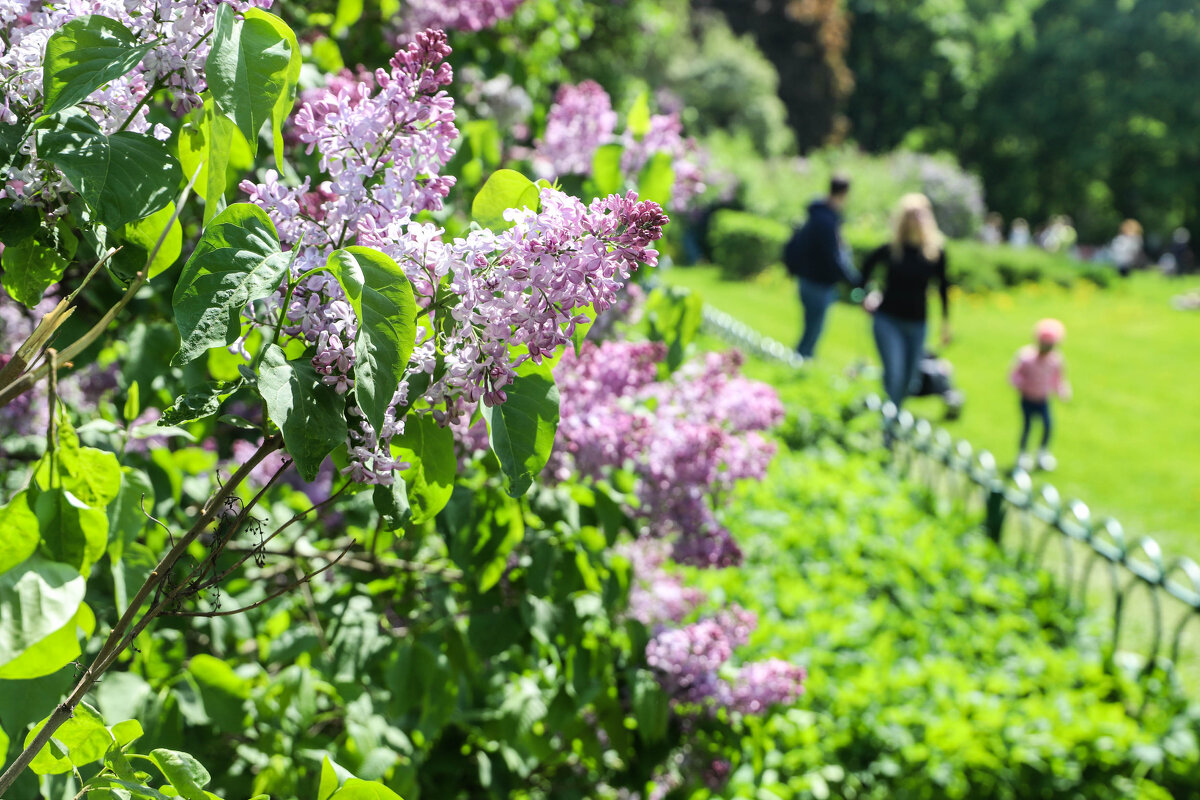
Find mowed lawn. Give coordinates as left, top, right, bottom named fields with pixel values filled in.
left=663, top=263, right=1200, bottom=558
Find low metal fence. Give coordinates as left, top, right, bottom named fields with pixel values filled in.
left=701, top=304, right=1200, bottom=684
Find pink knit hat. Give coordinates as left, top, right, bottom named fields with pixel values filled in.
left=1034, top=318, right=1066, bottom=345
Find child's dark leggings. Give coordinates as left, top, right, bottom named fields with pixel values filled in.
left=1019, top=397, right=1051, bottom=450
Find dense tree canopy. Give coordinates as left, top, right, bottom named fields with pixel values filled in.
left=842, top=0, right=1200, bottom=240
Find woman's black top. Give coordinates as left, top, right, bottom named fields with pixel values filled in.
left=860, top=243, right=950, bottom=323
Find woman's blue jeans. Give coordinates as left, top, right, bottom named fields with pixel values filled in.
left=797, top=279, right=839, bottom=358
left=872, top=311, right=926, bottom=405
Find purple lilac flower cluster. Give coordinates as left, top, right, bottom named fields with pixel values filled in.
left=534, top=80, right=618, bottom=177
left=1, top=0, right=271, bottom=214
left=532, top=81, right=708, bottom=210
left=244, top=32, right=667, bottom=484
left=619, top=112, right=708, bottom=211
left=644, top=605, right=805, bottom=714
left=621, top=539, right=703, bottom=626
left=398, top=0, right=527, bottom=35
left=550, top=341, right=782, bottom=567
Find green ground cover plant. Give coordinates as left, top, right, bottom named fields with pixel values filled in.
left=682, top=383, right=1200, bottom=799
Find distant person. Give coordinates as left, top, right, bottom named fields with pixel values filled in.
left=1041, top=215, right=1077, bottom=253
left=1111, top=219, right=1143, bottom=277
left=783, top=175, right=858, bottom=359
left=1009, top=218, right=1032, bottom=248
left=859, top=193, right=951, bottom=407
left=980, top=212, right=1004, bottom=245
left=1010, top=319, right=1071, bottom=472
left=1170, top=227, right=1195, bottom=275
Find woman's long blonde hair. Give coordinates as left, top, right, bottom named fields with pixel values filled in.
left=890, top=193, right=944, bottom=262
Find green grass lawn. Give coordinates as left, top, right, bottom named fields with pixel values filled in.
left=662, top=263, right=1200, bottom=559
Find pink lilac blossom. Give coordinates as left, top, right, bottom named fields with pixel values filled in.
left=549, top=342, right=782, bottom=567
left=532, top=82, right=708, bottom=209
left=397, top=0, right=526, bottom=35
left=533, top=80, right=618, bottom=178
left=620, top=113, right=708, bottom=211
left=645, top=606, right=805, bottom=715
left=622, top=540, right=703, bottom=626
left=243, top=32, right=667, bottom=484
left=2, top=0, right=272, bottom=213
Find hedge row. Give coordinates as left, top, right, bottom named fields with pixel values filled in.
left=702, top=210, right=1112, bottom=291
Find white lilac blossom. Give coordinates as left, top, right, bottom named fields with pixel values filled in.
left=549, top=341, right=782, bottom=568
left=243, top=31, right=668, bottom=484
left=1, top=0, right=272, bottom=211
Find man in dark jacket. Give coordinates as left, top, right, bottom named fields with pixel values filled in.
left=784, top=176, right=857, bottom=358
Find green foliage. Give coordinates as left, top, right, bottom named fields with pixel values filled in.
left=695, top=411, right=1200, bottom=799
left=482, top=362, right=560, bottom=498
left=636, top=152, right=675, bottom=209
left=706, top=209, right=790, bottom=279
left=0, top=229, right=72, bottom=307
left=171, top=203, right=291, bottom=366
left=42, top=16, right=155, bottom=115
left=643, top=285, right=702, bottom=371
left=324, top=247, right=417, bottom=436
left=663, top=13, right=795, bottom=157
left=471, top=168, right=540, bottom=231
left=391, top=414, right=456, bottom=525
left=36, top=112, right=182, bottom=229
left=0, top=558, right=87, bottom=675
left=589, top=144, right=625, bottom=197
left=206, top=5, right=300, bottom=162
left=258, top=345, right=348, bottom=482
left=120, top=203, right=184, bottom=279
left=177, top=96, right=255, bottom=223
left=844, top=0, right=1200, bottom=239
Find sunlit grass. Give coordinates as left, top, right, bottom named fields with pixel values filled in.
left=662, top=263, right=1200, bottom=559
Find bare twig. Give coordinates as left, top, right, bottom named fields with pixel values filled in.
left=296, top=567, right=328, bottom=648
left=0, top=436, right=280, bottom=795
left=141, top=494, right=177, bottom=551
left=166, top=544, right=353, bottom=618
left=65, top=247, right=121, bottom=305
left=0, top=167, right=198, bottom=410
left=203, top=481, right=352, bottom=587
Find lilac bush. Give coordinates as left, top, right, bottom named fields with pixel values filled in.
left=551, top=341, right=782, bottom=567
left=645, top=603, right=806, bottom=714
left=535, top=79, right=619, bottom=177
left=243, top=32, right=667, bottom=483
left=532, top=80, right=708, bottom=210
left=1, top=0, right=271, bottom=215
left=398, top=0, right=527, bottom=35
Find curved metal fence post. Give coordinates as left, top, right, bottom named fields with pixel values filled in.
left=984, top=486, right=1006, bottom=544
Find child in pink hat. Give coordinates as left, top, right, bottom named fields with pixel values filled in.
left=1009, top=319, right=1071, bottom=471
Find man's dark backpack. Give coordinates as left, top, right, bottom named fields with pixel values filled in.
left=783, top=223, right=810, bottom=279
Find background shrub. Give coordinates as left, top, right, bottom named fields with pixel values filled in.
left=707, top=209, right=791, bottom=279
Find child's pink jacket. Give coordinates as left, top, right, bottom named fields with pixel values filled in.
left=1010, top=345, right=1070, bottom=401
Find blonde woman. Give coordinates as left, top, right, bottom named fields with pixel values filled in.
left=859, top=193, right=951, bottom=406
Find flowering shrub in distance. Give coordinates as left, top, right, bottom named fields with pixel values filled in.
left=533, top=80, right=708, bottom=210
